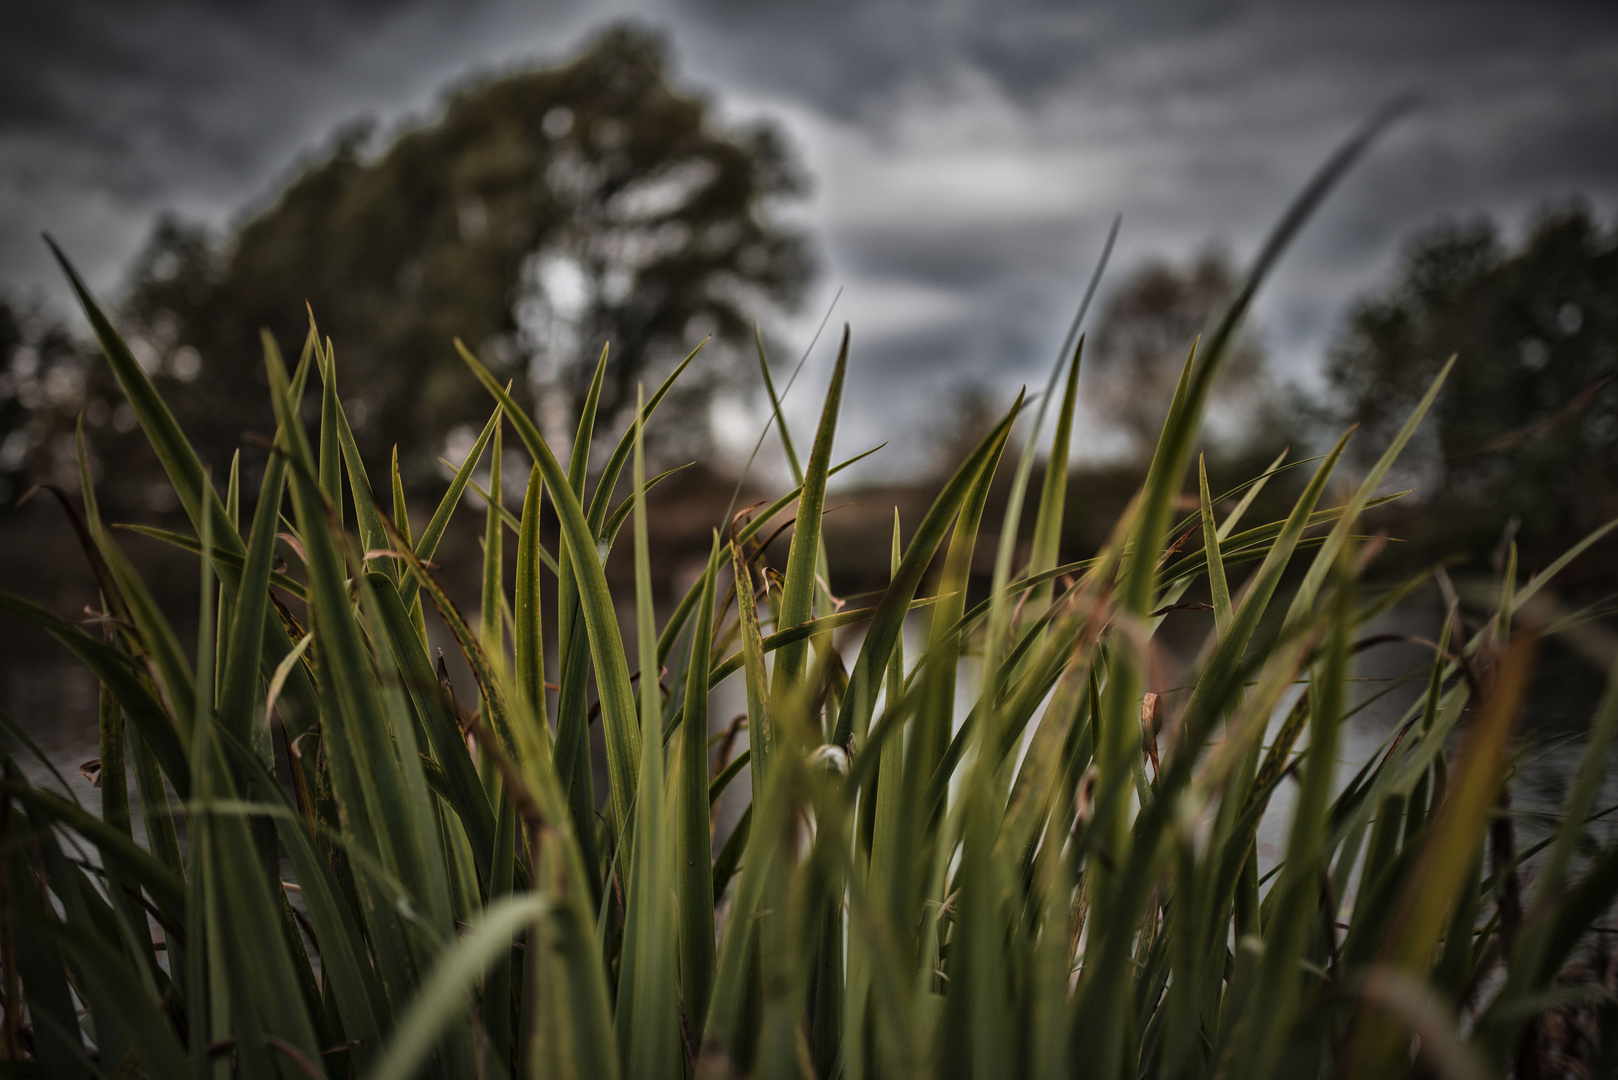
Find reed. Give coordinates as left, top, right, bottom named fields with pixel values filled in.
left=3, top=113, right=1616, bottom=1079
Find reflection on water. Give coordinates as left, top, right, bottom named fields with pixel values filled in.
left=4, top=655, right=104, bottom=809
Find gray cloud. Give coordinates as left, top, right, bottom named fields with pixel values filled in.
left=4, top=0, right=1617, bottom=471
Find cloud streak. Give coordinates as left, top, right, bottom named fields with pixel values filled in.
left=5, top=0, right=1616, bottom=468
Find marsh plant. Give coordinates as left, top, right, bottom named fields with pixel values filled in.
left=2, top=115, right=1617, bottom=1080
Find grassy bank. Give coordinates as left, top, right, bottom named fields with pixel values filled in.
left=3, top=118, right=1618, bottom=1080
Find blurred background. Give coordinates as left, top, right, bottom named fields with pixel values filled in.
left=2, top=0, right=1617, bottom=811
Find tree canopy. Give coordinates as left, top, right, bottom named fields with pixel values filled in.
left=126, top=23, right=811, bottom=480
left=1087, top=247, right=1274, bottom=462
left=1327, top=202, right=1618, bottom=569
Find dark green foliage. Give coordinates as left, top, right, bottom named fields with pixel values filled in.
left=1328, top=202, right=1618, bottom=571
left=3, top=117, right=1618, bottom=1080
left=124, top=22, right=811, bottom=480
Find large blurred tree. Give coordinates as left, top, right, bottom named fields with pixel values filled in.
left=126, top=22, right=811, bottom=481
left=0, top=296, right=108, bottom=505
left=1086, top=247, right=1276, bottom=463
left=1326, top=203, right=1618, bottom=569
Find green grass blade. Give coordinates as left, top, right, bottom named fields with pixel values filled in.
left=365, top=573, right=498, bottom=887
left=583, top=342, right=702, bottom=529
left=1029, top=337, right=1082, bottom=598
left=1229, top=560, right=1353, bottom=1080
left=215, top=332, right=292, bottom=755
left=772, top=325, right=848, bottom=699
left=48, top=920, right=190, bottom=1078
left=317, top=337, right=345, bottom=533
left=679, top=535, right=722, bottom=1036
left=391, top=444, right=410, bottom=543
left=3, top=809, right=92, bottom=1079
left=481, top=416, right=505, bottom=665
left=457, top=339, right=641, bottom=844
left=46, top=238, right=239, bottom=556
left=1343, top=634, right=1536, bottom=1076
left=1, top=782, right=185, bottom=921
left=372, top=895, right=550, bottom=1080
left=515, top=465, right=549, bottom=730
left=551, top=343, right=609, bottom=896
left=397, top=402, right=502, bottom=618
left=731, top=516, right=775, bottom=806
left=1280, top=355, right=1456, bottom=635
left=0, top=591, right=190, bottom=792
left=832, top=391, right=1023, bottom=748
left=112, top=526, right=308, bottom=600
left=756, top=326, right=805, bottom=484
left=1198, top=455, right=1232, bottom=634
left=329, top=353, right=394, bottom=581
left=619, top=386, right=682, bottom=1077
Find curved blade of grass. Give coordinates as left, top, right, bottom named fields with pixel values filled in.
left=832, top=391, right=1024, bottom=748
left=756, top=326, right=804, bottom=483
left=365, top=572, right=498, bottom=886
left=549, top=344, right=608, bottom=900
left=583, top=342, right=702, bottom=529
left=0, top=592, right=190, bottom=795
left=1344, top=633, right=1535, bottom=1076
left=478, top=413, right=517, bottom=1073
left=3, top=808, right=91, bottom=1079
left=1280, top=355, right=1455, bottom=636
left=1198, top=456, right=1232, bottom=634
left=371, top=894, right=551, bottom=1080
left=113, top=526, right=307, bottom=600
left=45, top=920, right=190, bottom=1078
left=46, top=238, right=239, bottom=555
left=653, top=441, right=886, bottom=669
left=731, top=517, right=774, bottom=805
left=397, top=401, right=502, bottom=619
left=317, top=337, right=344, bottom=534
left=457, top=339, right=641, bottom=844
left=48, top=244, right=324, bottom=751
left=773, top=325, right=848, bottom=698
left=1, top=782, right=185, bottom=922
left=1028, top=336, right=1083, bottom=611
left=216, top=332, right=294, bottom=754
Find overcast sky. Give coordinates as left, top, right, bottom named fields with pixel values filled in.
left=4, top=0, right=1616, bottom=470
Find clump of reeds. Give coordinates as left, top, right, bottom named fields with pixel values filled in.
left=2, top=113, right=1616, bottom=1080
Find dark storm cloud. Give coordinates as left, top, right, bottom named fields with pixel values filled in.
left=3, top=0, right=1616, bottom=467
left=0, top=0, right=566, bottom=301
left=0, top=0, right=447, bottom=154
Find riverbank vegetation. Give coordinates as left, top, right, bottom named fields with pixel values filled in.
left=3, top=118, right=1618, bottom=1080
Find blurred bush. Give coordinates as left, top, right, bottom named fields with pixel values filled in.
left=1328, top=202, right=1618, bottom=577
left=112, top=22, right=810, bottom=493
